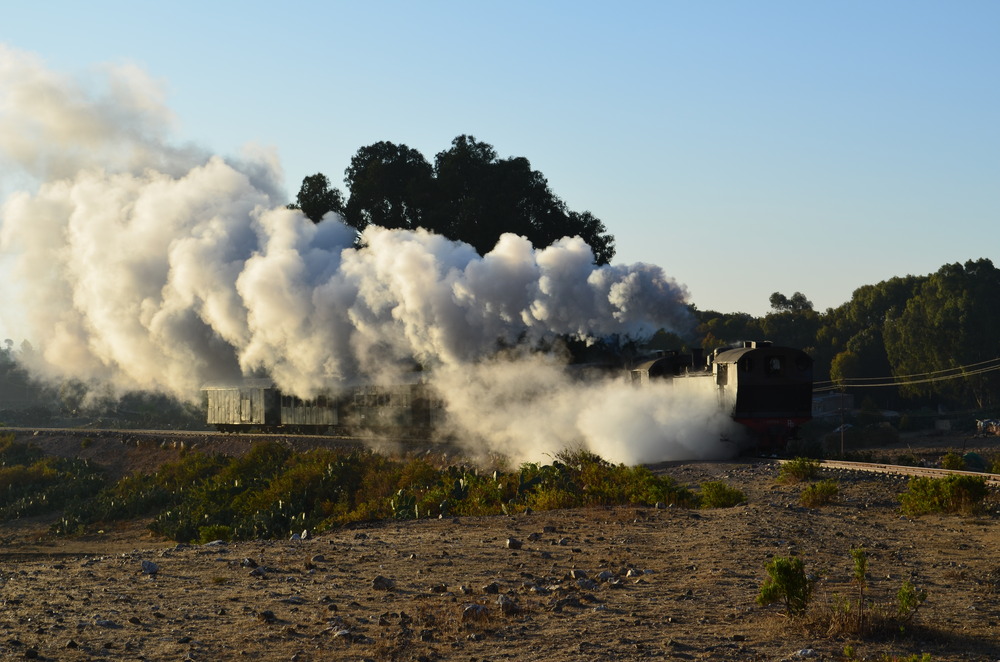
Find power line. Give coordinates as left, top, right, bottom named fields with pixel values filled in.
left=813, top=358, right=1000, bottom=393
left=814, top=356, right=1000, bottom=385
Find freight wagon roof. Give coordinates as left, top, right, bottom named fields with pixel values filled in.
left=201, top=372, right=432, bottom=392
left=201, top=378, right=275, bottom=390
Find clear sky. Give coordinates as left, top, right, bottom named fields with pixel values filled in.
left=3, top=0, right=998, bottom=319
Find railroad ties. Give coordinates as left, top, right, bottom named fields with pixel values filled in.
left=777, top=458, right=1000, bottom=488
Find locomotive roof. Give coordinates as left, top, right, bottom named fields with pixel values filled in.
left=712, top=342, right=800, bottom=364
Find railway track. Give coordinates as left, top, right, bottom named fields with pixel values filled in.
left=779, top=457, right=1000, bottom=488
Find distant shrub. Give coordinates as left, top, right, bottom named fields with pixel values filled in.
left=778, top=457, right=821, bottom=484
left=939, top=452, right=965, bottom=471
left=699, top=481, right=745, bottom=508
left=800, top=479, right=839, bottom=507
left=899, top=475, right=989, bottom=516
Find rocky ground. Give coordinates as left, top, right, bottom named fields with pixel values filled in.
left=0, top=430, right=998, bottom=661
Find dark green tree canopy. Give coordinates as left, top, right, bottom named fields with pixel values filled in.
left=769, top=291, right=813, bottom=313
left=343, top=141, right=433, bottom=232
left=293, top=135, right=615, bottom=265
left=287, top=173, right=344, bottom=223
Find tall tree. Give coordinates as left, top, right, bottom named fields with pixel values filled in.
left=287, top=173, right=344, bottom=223
left=343, top=141, right=433, bottom=233
left=883, top=258, right=1000, bottom=408
left=429, top=135, right=615, bottom=264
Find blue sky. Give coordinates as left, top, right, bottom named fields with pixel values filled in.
left=3, top=1, right=998, bottom=318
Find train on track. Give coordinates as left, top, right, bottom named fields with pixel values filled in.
left=630, top=341, right=813, bottom=450
left=203, top=377, right=444, bottom=436
left=203, top=340, right=813, bottom=451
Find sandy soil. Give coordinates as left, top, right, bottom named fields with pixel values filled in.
left=0, top=429, right=998, bottom=661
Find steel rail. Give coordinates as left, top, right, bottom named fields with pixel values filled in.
left=777, top=458, right=1000, bottom=488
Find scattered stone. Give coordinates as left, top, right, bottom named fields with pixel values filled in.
left=496, top=594, right=520, bottom=616
left=506, top=537, right=522, bottom=550
left=482, top=582, right=500, bottom=594
left=257, top=610, right=277, bottom=624
left=372, top=575, right=395, bottom=591
left=140, top=560, right=159, bottom=576
left=310, top=554, right=325, bottom=563
left=527, top=532, right=541, bottom=541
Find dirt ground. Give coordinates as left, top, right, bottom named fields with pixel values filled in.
left=0, top=429, right=998, bottom=661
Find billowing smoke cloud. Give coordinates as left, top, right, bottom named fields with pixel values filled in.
left=0, top=46, right=738, bottom=464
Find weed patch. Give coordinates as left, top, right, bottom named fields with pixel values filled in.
left=899, top=475, right=989, bottom=516
left=698, top=481, right=745, bottom=508
left=800, top=479, right=839, bottom=507
left=778, top=457, right=822, bottom=484
left=36, top=444, right=707, bottom=542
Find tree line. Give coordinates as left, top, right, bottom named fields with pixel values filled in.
left=288, top=135, right=615, bottom=265
left=691, top=257, right=1000, bottom=414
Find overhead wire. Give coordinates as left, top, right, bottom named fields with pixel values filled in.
left=813, top=357, right=1000, bottom=393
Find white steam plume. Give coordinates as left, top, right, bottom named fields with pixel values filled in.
left=0, top=46, right=738, bottom=463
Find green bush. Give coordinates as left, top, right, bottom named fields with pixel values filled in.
left=899, top=475, right=989, bottom=516
left=777, top=457, right=821, bottom=484
left=41, top=444, right=709, bottom=543
left=698, top=481, right=745, bottom=508
left=198, top=524, right=232, bottom=543
left=939, top=452, right=965, bottom=470
left=800, top=479, right=839, bottom=507
left=757, top=555, right=813, bottom=616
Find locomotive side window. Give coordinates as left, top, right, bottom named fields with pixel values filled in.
left=765, top=356, right=783, bottom=375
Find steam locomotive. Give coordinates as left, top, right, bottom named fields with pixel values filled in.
left=203, top=341, right=813, bottom=451
left=630, top=341, right=813, bottom=450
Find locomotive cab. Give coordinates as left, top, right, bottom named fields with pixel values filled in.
left=712, top=341, right=813, bottom=452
